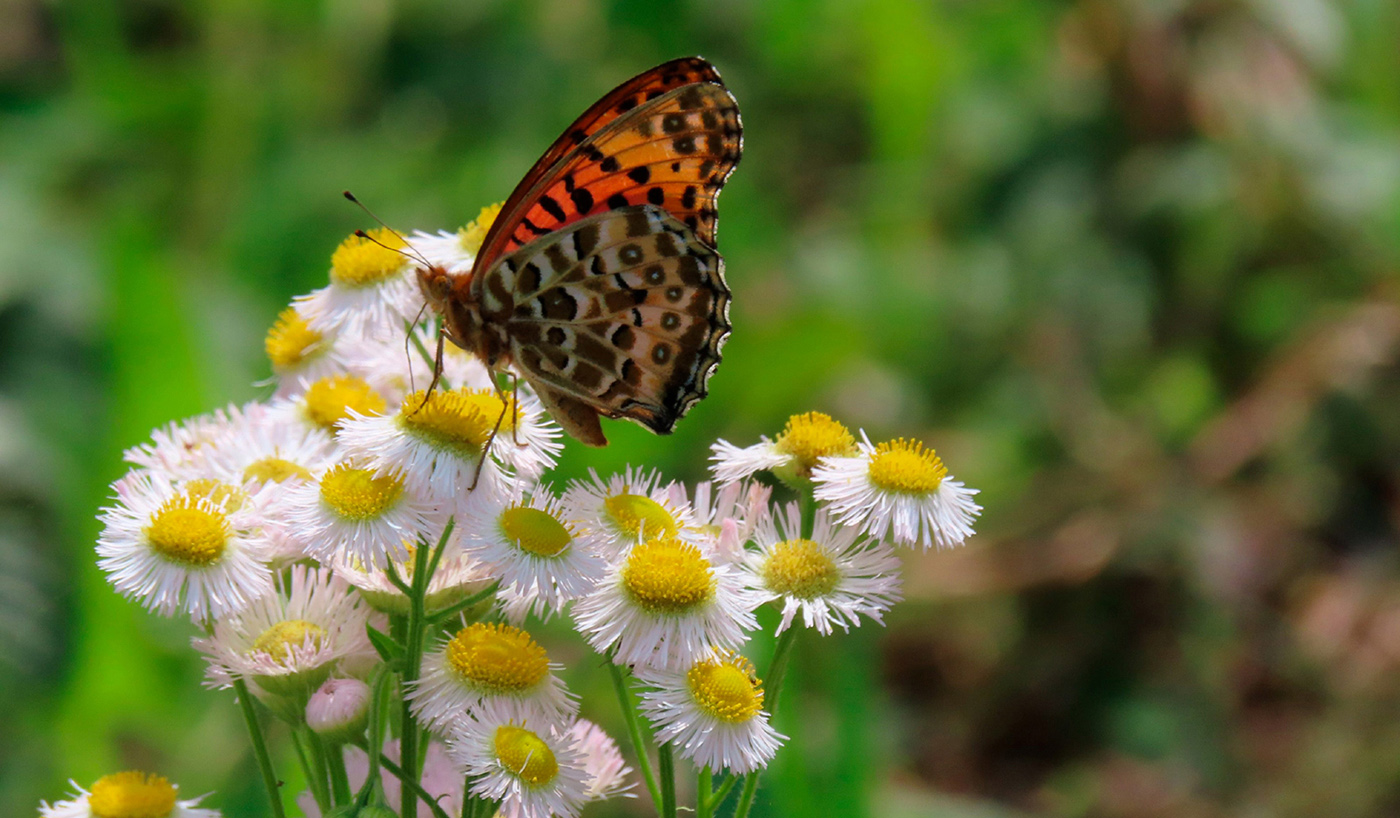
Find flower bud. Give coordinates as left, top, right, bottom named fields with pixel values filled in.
left=306, top=677, right=370, bottom=743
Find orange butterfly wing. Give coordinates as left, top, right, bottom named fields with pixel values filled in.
left=522, top=56, right=723, bottom=193
left=471, top=57, right=742, bottom=280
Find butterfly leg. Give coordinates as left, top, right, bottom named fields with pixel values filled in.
left=468, top=375, right=517, bottom=491
left=412, top=327, right=447, bottom=416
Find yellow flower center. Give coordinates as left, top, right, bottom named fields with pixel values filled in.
left=762, top=538, right=840, bottom=599
left=493, top=725, right=558, bottom=787
left=460, top=202, right=505, bottom=257
left=774, top=412, right=857, bottom=477
left=603, top=493, right=678, bottom=540
left=445, top=623, right=550, bottom=693
left=397, top=389, right=514, bottom=458
left=87, top=771, right=178, bottom=818
left=242, top=456, right=313, bottom=484
left=304, top=374, right=386, bottom=431
left=687, top=655, right=764, bottom=724
left=622, top=535, right=714, bottom=614
left=182, top=478, right=248, bottom=511
left=145, top=496, right=228, bottom=567
left=867, top=438, right=947, bottom=494
left=330, top=227, right=407, bottom=287
left=499, top=506, right=572, bottom=558
left=319, top=465, right=404, bottom=521
left=265, top=307, right=323, bottom=371
left=250, top=619, right=327, bottom=662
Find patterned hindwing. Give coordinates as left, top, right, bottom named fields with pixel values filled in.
left=474, top=80, right=742, bottom=273
left=489, top=205, right=731, bottom=436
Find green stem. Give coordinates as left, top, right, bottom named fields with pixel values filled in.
left=697, top=767, right=714, bottom=818
left=306, top=729, right=338, bottom=810
left=234, top=679, right=287, bottom=818
left=708, top=774, right=738, bottom=812
left=327, top=740, right=351, bottom=805
left=427, top=580, right=501, bottom=626
left=659, top=742, right=677, bottom=818
left=606, top=659, right=662, bottom=810
left=764, top=626, right=800, bottom=717
left=733, top=598, right=803, bottom=818
left=400, top=533, right=434, bottom=818
left=379, top=754, right=453, bottom=818
left=359, top=667, right=391, bottom=804
left=291, top=728, right=329, bottom=813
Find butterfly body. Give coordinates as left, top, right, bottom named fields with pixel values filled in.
left=421, top=58, right=741, bottom=446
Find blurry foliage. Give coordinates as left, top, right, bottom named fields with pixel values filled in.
left=3, top=0, right=1400, bottom=816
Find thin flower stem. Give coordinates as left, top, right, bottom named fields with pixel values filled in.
left=606, top=658, right=662, bottom=810
left=379, top=754, right=453, bottom=818
left=659, top=742, right=677, bottom=818
left=460, top=777, right=473, bottom=818
left=306, top=728, right=340, bottom=810
left=764, top=625, right=801, bottom=716
left=708, top=774, right=738, bottom=812
left=360, top=667, right=391, bottom=804
left=400, top=520, right=448, bottom=818
left=425, top=517, right=456, bottom=583
left=327, top=738, right=352, bottom=805
left=234, top=678, right=287, bottom=818
left=697, top=767, right=714, bottom=818
left=291, top=727, right=329, bottom=813
left=734, top=489, right=815, bottom=818
left=427, top=580, right=501, bottom=626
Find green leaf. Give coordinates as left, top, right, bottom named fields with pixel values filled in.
left=366, top=625, right=403, bottom=666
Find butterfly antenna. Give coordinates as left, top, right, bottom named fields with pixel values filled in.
left=343, top=190, right=434, bottom=268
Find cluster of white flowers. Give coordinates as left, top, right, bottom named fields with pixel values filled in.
left=67, top=212, right=982, bottom=818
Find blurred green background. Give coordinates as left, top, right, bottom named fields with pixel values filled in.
left=5, top=0, right=1400, bottom=816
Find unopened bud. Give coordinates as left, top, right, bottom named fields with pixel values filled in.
left=306, top=677, right=370, bottom=743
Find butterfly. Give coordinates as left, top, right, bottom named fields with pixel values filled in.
left=416, top=57, right=741, bottom=447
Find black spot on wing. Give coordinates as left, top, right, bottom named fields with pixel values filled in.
left=539, top=195, right=566, bottom=222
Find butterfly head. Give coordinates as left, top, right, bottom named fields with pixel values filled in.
left=416, top=264, right=457, bottom=314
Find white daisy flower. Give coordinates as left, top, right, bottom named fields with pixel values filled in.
left=458, top=484, right=606, bottom=618
left=193, top=566, right=375, bottom=699
left=812, top=433, right=981, bottom=550
left=97, top=470, right=272, bottom=621
left=122, top=407, right=238, bottom=481
left=266, top=373, right=389, bottom=437
left=636, top=649, right=785, bottom=775
left=447, top=717, right=590, bottom=818
left=274, top=460, right=439, bottom=569
left=331, top=546, right=495, bottom=617
left=298, top=739, right=463, bottom=818
left=340, top=322, right=496, bottom=404
left=407, top=228, right=477, bottom=275
left=674, top=480, right=771, bottom=563
left=710, top=411, right=858, bottom=488
left=744, top=502, right=902, bottom=635
left=294, top=228, right=425, bottom=339
left=409, top=621, right=578, bottom=734
left=336, top=387, right=535, bottom=513
left=566, top=719, right=634, bottom=801
left=573, top=533, right=764, bottom=671
left=199, top=401, right=339, bottom=490
left=562, top=466, right=697, bottom=556
left=41, top=772, right=219, bottom=818
left=264, top=307, right=350, bottom=397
